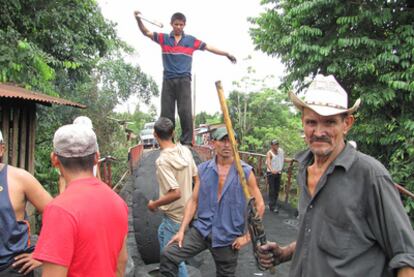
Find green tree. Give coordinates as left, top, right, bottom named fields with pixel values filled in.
left=1, top=0, right=159, bottom=193
left=195, top=112, right=222, bottom=127
left=227, top=88, right=304, bottom=156
left=250, top=0, right=414, bottom=218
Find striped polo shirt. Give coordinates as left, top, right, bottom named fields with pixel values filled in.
left=153, top=32, right=206, bottom=79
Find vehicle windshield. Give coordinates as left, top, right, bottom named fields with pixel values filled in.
left=140, top=129, right=153, bottom=136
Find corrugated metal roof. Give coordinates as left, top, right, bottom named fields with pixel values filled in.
left=0, top=83, right=86, bottom=108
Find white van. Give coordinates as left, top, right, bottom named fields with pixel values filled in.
left=140, top=122, right=157, bottom=148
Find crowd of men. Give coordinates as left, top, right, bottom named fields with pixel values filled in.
left=0, top=9, right=413, bottom=277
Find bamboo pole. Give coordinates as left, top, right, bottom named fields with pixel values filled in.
left=215, top=81, right=251, bottom=199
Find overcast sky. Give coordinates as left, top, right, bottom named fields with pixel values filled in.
left=98, top=0, right=284, bottom=115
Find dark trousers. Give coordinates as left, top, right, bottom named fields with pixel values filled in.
left=160, top=227, right=239, bottom=277
left=0, top=264, right=34, bottom=277
left=161, top=77, right=193, bottom=145
left=267, top=173, right=282, bottom=209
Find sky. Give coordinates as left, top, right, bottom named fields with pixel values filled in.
left=97, top=0, right=284, bottom=115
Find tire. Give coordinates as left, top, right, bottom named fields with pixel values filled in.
left=129, top=148, right=204, bottom=264
left=132, top=150, right=163, bottom=264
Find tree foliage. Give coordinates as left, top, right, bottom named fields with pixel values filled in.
left=195, top=112, right=222, bottom=127
left=227, top=88, right=304, bottom=156
left=250, top=0, right=414, bottom=217
left=1, top=0, right=159, bottom=193
left=0, top=0, right=119, bottom=93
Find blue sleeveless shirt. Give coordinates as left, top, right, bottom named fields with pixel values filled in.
left=0, top=165, right=33, bottom=269
left=193, top=159, right=252, bottom=247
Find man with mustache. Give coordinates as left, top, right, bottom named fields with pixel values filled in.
left=159, top=127, right=265, bottom=277
left=257, top=75, right=414, bottom=276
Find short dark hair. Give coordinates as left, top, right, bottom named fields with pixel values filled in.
left=57, top=153, right=95, bottom=172
left=154, top=117, right=174, bottom=140
left=171, top=12, right=186, bottom=23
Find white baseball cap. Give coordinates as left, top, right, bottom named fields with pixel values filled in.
left=53, top=124, right=98, bottom=158
left=73, top=116, right=93, bottom=129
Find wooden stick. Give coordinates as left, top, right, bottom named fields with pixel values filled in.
left=215, top=81, right=251, bottom=199
left=215, top=80, right=275, bottom=275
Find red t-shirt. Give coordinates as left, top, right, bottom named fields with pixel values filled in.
left=33, top=177, right=128, bottom=277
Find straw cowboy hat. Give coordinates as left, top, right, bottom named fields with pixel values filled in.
left=289, top=74, right=361, bottom=116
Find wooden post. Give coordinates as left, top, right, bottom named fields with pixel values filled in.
left=2, top=106, right=10, bottom=164
left=19, top=108, right=27, bottom=169
left=11, top=107, right=20, bottom=166
left=28, top=105, right=36, bottom=174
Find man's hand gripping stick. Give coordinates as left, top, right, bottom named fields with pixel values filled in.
left=135, top=12, right=164, bottom=28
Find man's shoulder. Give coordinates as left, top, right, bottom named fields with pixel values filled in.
left=6, top=164, right=40, bottom=188
left=7, top=164, right=31, bottom=178
left=182, top=32, right=196, bottom=39
left=198, top=159, right=210, bottom=167
left=51, top=181, right=127, bottom=214
left=198, top=159, right=213, bottom=171
left=240, top=159, right=252, bottom=169
left=353, top=151, right=389, bottom=174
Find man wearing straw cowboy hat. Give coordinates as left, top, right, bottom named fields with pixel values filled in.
left=257, top=74, right=414, bottom=276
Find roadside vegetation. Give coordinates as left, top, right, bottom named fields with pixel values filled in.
left=1, top=0, right=413, bottom=223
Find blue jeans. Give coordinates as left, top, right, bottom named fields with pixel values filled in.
left=158, top=216, right=188, bottom=277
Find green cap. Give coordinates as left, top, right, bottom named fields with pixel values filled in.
left=212, top=127, right=236, bottom=140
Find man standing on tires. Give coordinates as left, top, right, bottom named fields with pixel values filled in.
left=134, top=11, right=236, bottom=146
left=147, top=117, right=199, bottom=277
left=266, top=139, right=284, bottom=213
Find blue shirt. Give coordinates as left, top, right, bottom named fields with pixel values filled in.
left=153, top=32, right=206, bottom=79
left=193, top=158, right=252, bottom=247
left=0, top=165, right=33, bottom=269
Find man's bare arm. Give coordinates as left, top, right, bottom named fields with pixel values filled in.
left=204, top=45, right=236, bottom=63
left=15, top=167, right=52, bottom=213
left=116, top=236, right=128, bottom=277
left=398, top=267, right=414, bottom=277
left=247, top=171, right=265, bottom=217
left=168, top=175, right=200, bottom=247
left=179, top=175, right=200, bottom=232
left=266, top=151, right=272, bottom=172
left=232, top=171, right=265, bottom=250
left=148, top=188, right=181, bottom=211
left=134, top=11, right=153, bottom=39
left=41, top=262, right=68, bottom=277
